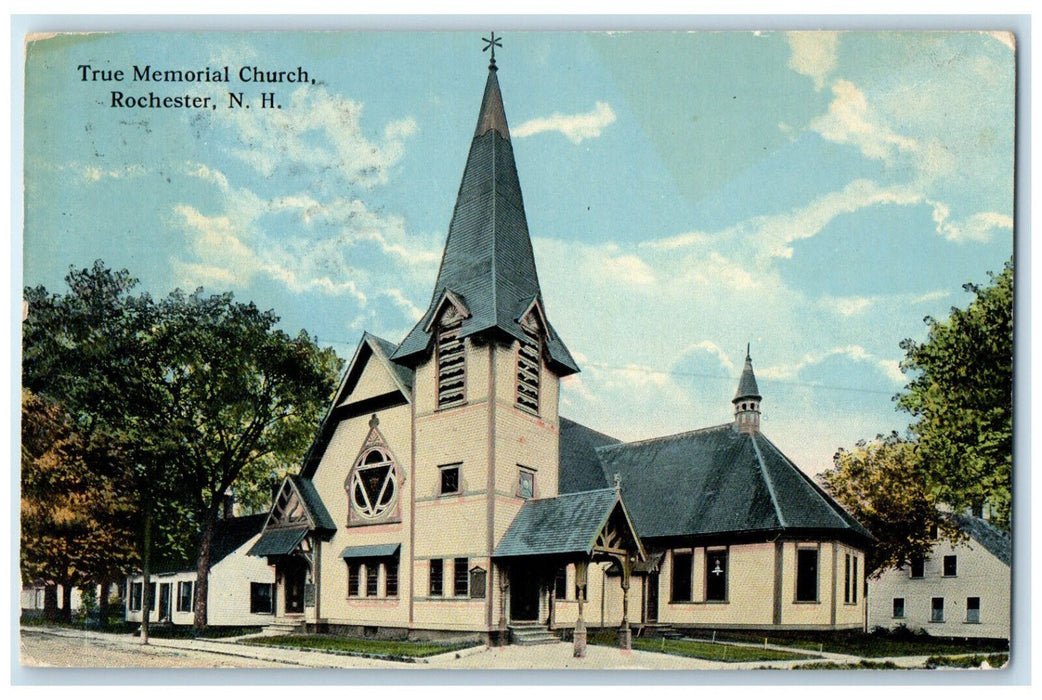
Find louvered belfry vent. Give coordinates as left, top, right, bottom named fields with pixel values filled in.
left=516, top=315, right=541, bottom=414
left=437, top=317, right=466, bottom=409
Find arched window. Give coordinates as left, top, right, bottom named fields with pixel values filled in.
left=347, top=447, right=399, bottom=521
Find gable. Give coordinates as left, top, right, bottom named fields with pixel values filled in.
left=340, top=353, right=403, bottom=407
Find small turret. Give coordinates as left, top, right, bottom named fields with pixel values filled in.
left=733, top=344, right=762, bottom=435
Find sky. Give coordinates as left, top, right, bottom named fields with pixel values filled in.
left=21, top=30, right=1016, bottom=477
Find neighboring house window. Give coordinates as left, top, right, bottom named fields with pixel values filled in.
left=554, top=567, right=568, bottom=600
left=910, top=557, right=925, bottom=579
left=671, top=550, right=693, bottom=602
left=893, top=598, right=905, bottom=619
left=429, top=559, right=443, bottom=597
left=931, top=597, right=945, bottom=623
left=348, top=448, right=399, bottom=522
left=385, top=559, right=399, bottom=598
left=943, top=555, right=957, bottom=577
left=347, top=563, right=361, bottom=597
left=469, top=567, right=487, bottom=599
left=454, top=558, right=469, bottom=597
left=437, top=318, right=466, bottom=409
left=705, top=549, right=728, bottom=602
left=796, top=548, right=819, bottom=602
left=148, top=583, right=157, bottom=611
left=250, top=582, right=274, bottom=614
left=177, top=581, right=194, bottom=613
left=518, top=468, right=535, bottom=499
left=516, top=315, right=541, bottom=414
left=366, top=564, right=379, bottom=597
left=130, top=582, right=143, bottom=611
left=440, top=464, right=460, bottom=496
left=966, top=597, right=981, bottom=623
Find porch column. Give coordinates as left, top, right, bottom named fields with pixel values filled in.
left=548, top=579, right=556, bottom=631
left=618, top=555, right=632, bottom=650
left=573, top=559, right=588, bottom=658
left=498, top=565, right=509, bottom=646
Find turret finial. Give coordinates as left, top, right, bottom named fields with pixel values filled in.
left=482, top=31, right=502, bottom=70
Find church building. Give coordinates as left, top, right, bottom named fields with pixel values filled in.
left=249, top=47, right=872, bottom=645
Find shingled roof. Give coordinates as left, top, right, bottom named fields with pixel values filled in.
left=494, top=488, right=641, bottom=559
left=953, top=513, right=1011, bottom=567
left=559, top=416, right=618, bottom=493
left=391, top=63, right=578, bottom=376
left=582, top=423, right=871, bottom=545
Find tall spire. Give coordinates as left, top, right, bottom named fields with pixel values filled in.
left=392, top=41, right=578, bottom=376
left=733, top=345, right=762, bottom=434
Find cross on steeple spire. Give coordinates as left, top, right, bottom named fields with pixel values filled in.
left=482, top=32, right=502, bottom=70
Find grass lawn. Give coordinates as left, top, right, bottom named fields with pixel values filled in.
left=925, top=653, right=1009, bottom=669
left=711, top=629, right=1009, bottom=658
left=137, top=625, right=264, bottom=639
left=242, top=634, right=474, bottom=659
left=589, top=632, right=812, bottom=663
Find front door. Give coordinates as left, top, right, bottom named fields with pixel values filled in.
left=510, top=567, right=541, bottom=621
left=646, top=571, right=659, bottom=623
left=159, top=583, right=172, bottom=621
left=284, top=560, right=306, bottom=615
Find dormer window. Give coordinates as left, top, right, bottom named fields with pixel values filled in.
left=437, top=315, right=466, bottom=410
left=516, top=314, right=541, bottom=414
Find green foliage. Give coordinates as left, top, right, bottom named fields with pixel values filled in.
left=243, top=635, right=472, bottom=658
left=21, top=261, right=343, bottom=628
left=898, top=259, right=1013, bottom=530
left=821, top=433, right=960, bottom=576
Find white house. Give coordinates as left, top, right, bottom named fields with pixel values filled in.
left=126, top=514, right=275, bottom=627
left=868, top=514, right=1010, bottom=639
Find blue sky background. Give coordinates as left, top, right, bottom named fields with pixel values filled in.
left=22, top=30, right=1015, bottom=476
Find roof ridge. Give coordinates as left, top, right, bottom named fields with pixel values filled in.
left=749, top=434, right=787, bottom=529
left=534, top=486, right=616, bottom=501
left=597, top=422, right=735, bottom=451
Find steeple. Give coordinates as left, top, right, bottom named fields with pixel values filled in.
left=733, top=344, right=762, bottom=434
left=392, top=46, right=578, bottom=376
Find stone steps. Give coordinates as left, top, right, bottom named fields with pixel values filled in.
left=263, top=620, right=303, bottom=636
left=509, top=623, right=560, bottom=646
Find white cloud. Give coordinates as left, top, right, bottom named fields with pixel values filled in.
left=930, top=204, right=1013, bottom=243
left=513, top=102, right=617, bottom=144
left=810, top=80, right=919, bottom=163
left=786, top=32, right=840, bottom=91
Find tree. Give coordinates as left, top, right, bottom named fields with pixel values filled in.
left=897, top=259, right=1013, bottom=530
left=148, top=289, right=341, bottom=630
left=820, top=433, right=961, bottom=576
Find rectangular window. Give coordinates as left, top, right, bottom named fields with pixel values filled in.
left=454, top=557, right=469, bottom=597
left=705, top=549, right=729, bottom=602
left=516, top=324, right=541, bottom=414
left=852, top=556, right=858, bottom=604
left=844, top=554, right=852, bottom=604
left=130, top=582, right=143, bottom=611
left=148, top=582, right=156, bottom=612
left=910, top=557, right=925, bottom=578
left=177, top=581, right=194, bottom=613
left=931, top=597, right=945, bottom=623
left=365, top=564, right=379, bottom=597
left=429, top=559, right=443, bottom=597
left=437, top=322, right=465, bottom=409
left=518, top=469, right=534, bottom=499
left=250, top=582, right=274, bottom=614
left=943, top=555, right=958, bottom=577
left=385, top=559, right=399, bottom=598
left=796, top=548, right=819, bottom=602
left=893, top=597, right=905, bottom=619
left=670, top=550, right=693, bottom=602
left=440, top=465, right=460, bottom=495
left=469, top=567, right=487, bottom=599
left=347, top=562, right=361, bottom=597
left=966, top=597, right=980, bottom=623
left=554, top=567, right=568, bottom=600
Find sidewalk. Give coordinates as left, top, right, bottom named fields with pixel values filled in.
left=23, top=626, right=963, bottom=671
